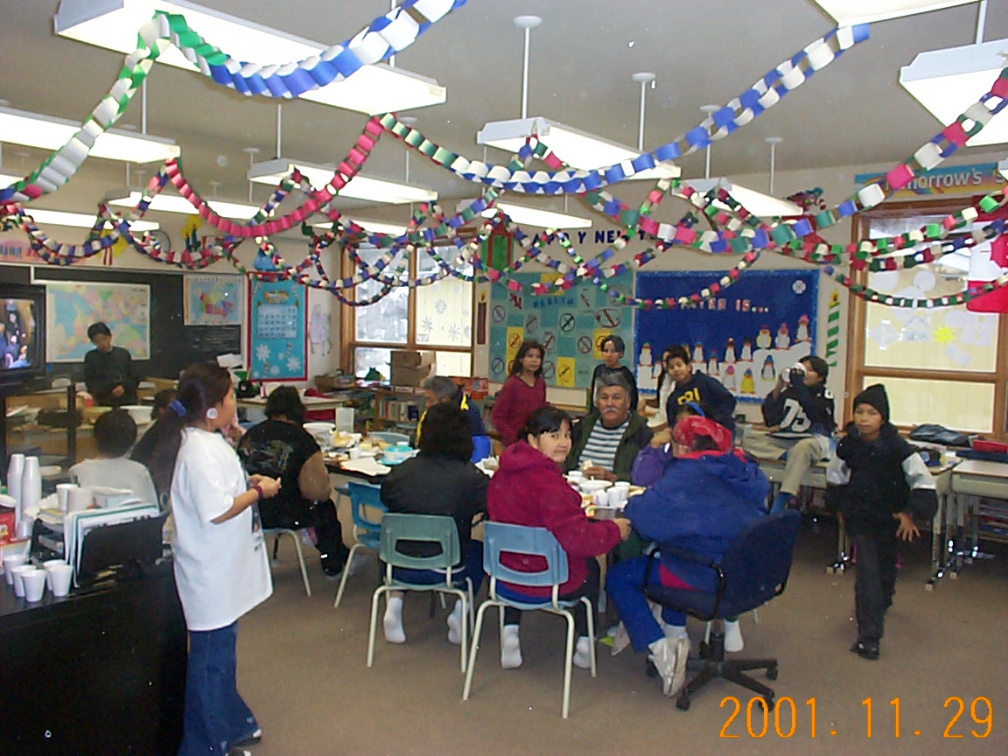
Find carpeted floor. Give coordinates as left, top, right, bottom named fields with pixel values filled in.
left=235, top=517, right=1007, bottom=756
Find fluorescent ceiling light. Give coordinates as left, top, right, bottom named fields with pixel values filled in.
left=248, top=158, right=437, bottom=205
left=477, top=117, right=680, bottom=179
left=814, top=0, right=975, bottom=24
left=686, top=178, right=804, bottom=217
left=0, top=105, right=179, bottom=164
left=311, top=218, right=409, bottom=236
left=54, top=0, right=447, bottom=115
left=469, top=200, right=593, bottom=230
left=900, top=38, right=1008, bottom=147
left=107, top=189, right=260, bottom=219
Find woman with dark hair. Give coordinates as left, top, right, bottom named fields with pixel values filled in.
left=490, top=339, right=548, bottom=447
left=486, top=406, right=631, bottom=670
left=238, top=386, right=349, bottom=578
left=148, top=362, right=281, bottom=756
left=379, top=402, right=488, bottom=646
left=587, top=334, right=639, bottom=414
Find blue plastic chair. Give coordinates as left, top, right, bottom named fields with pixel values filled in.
left=643, top=510, right=802, bottom=711
left=333, top=481, right=386, bottom=608
left=470, top=434, right=492, bottom=463
left=366, top=513, right=474, bottom=672
left=462, top=522, right=596, bottom=719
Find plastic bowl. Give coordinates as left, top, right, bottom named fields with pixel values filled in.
left=578, top=479, right=611, bottom=494
left=382, top=446, right=418, bottom=465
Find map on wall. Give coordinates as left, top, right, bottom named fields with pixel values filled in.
left=488, top=272, right=634, bottom=389
left=635, top=270, right=818, bottom=404
left=183, top=274, right=243, bottom=326
left=45, top=281, right=150, bottom=362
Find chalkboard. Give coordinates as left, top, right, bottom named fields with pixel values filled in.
left=12, top=266, right=242, bottom=380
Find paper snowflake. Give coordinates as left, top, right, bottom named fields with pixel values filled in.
left=256, top=344, right=271, bottom=361
left=792, top=280, right=807, bottom=295
left=287, top=356, right=301, bottom=372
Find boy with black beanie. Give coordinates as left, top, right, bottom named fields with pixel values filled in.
left=825, top=383, right=937, bottom=660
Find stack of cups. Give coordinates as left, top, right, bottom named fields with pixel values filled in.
left=20, top=567, right=46, bottom=602
left=44, top=560, right=73, bottom=597
left=608, top=481, right=631, bottom=507
left=17, top=456, right=42, bottom=539
left=6, top=453, right=24, bottom=530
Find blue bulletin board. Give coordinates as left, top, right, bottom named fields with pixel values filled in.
left=635, top=270, right=818, bottom=404
left=247, top=277, right=307, bottom=381
left=488, top=272, right=634, bottom=389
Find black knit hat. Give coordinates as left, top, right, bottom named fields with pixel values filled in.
left=854, top=383, right=890, bottom=423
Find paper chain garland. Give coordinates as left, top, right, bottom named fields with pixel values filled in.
left=0, top=7, right=1006, bottom=311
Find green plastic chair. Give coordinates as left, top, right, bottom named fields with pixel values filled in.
left=366, top=513, right=474, bottom=673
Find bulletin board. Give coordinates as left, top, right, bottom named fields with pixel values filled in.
left=247, top=277, right=307, bottom=381
left=635, top=270, right=818, bottom=404
left=488, top=272, right=634, bottom=389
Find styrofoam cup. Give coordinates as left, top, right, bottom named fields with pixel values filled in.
left=43, top=559, right=65, bottom=590
left=56, top=483, right=78, bottom=513
left=21, top=568, right=46, bottom=602
left=67, top=487, right=93, bottom=513
left=3, top=553, right=27, bottom=584
left=348, top=447, right=362, bottom=460
left=10, top=564, right=33, bottom=597
left=50, top=563, right=73, bottom=597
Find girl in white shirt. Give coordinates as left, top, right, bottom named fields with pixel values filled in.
left=149, top=363, right=280, bottom=756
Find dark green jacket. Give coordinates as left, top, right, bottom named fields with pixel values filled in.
left=564, top=411, right=653, bottom=481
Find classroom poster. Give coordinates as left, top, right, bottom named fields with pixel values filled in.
left=45, top=281, right=150, bottom=362
left=183, top=274, right=243, bottom=326
left=635, top=270, right=818, bottom=404
left=247, top=278, right=307, bottom=381
left=488, top=271, right=634, bottom=389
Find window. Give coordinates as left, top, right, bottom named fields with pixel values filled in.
left=848, top=201, right=1008, bottom=438
left=345, top=245, right=474, bottom=380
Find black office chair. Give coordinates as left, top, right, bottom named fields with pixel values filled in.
left=643, top=509, right=802, bottom=711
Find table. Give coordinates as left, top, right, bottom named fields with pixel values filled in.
left=238, top=394, right=351, bottom=421
left=0, top=564, right=186, bottom=755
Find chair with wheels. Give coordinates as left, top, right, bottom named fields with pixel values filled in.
left=366, top=513, right=474, bottom=672
left=264, top=528, right=312, bottom=597
left=462, top=522, right=596, bottom=719
left=333, top=481, right=386, bottom=608
left=643, top=510, right=801, bottom=711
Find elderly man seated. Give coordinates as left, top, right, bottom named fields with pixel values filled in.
left=419, top=375, right=484, bottom=437
left=564, top=370, right=652, bottom=482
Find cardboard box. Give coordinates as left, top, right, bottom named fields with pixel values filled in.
left=390, top=363, right=433, bottom=387
left=0, top=509, right=15, bottom=545
left=390, top=350, right=435, bottom=369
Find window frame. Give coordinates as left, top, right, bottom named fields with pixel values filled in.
left=845, top=198, right=1008, bottom=439
left=340, top=246, right=475, bottom=377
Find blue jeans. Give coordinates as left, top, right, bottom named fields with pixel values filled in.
left=606, top=557, right=686, bottom=652
left=178, top=622, right=259, bottom=756
left=391, top=541, right=485, bottom=595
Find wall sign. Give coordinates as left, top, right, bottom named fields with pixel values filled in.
left=247, top=277, right=307, bottom=381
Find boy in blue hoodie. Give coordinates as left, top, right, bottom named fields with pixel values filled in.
left=606, top=416, right=769, bottom=698
left=826, top=384, right=937, bottom=660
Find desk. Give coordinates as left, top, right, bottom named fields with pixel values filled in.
left=0, top=566, right=186, bottom=755
left=941, top=459, right=1008, bottom=578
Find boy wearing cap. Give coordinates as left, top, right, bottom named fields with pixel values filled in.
left=826, top=384, right=937, bottom=660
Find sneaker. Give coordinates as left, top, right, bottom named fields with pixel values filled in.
left=723, top=620, right=744, bottom=653
left=322, top=564, right=344, bottom=581
left=648, top=635, right=690, bottom=697
left=610, top=622, right=631, bottom=656
left=500, top=625, right=522, bottom=669
left=850, top=640, right=879, bottom=660
left=233, top=727, right=262, bottom=748
left=572, top=636, right=592, bottom=669
left=228, top=749, right=252, bottom=756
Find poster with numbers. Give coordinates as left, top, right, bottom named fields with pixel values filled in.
left=247, top=278, right=307, bottom=381
left=488, top=272, right=634, bottom=389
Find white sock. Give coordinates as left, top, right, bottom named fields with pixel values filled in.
left=500, top=624, right=522, bottom=669
left=383, top=596, right=406, bottom=644
left=446, top=599, right=463, bottom=645
left=663, top=624, right=688, bottom=641
left=572, top=635, right=592, bottom=669
left=724, top=619, right=744, bottom=653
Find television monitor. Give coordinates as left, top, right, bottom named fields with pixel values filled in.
left=0, top=283, right=46, bottom=387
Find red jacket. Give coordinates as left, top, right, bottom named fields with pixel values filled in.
left=490, top=374, right=547, bottom=447
left=487, top=441, right=621, bottom=596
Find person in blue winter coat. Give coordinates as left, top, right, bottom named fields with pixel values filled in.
left=606, top=415, right=768, bottom=699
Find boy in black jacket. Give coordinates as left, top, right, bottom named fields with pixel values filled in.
left=741, top=355, right=836, bottom=513
left=826, top=384, right=937, bottom=660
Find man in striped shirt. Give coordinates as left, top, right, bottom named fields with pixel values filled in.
left=565, top=371, right=653, bottom=483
